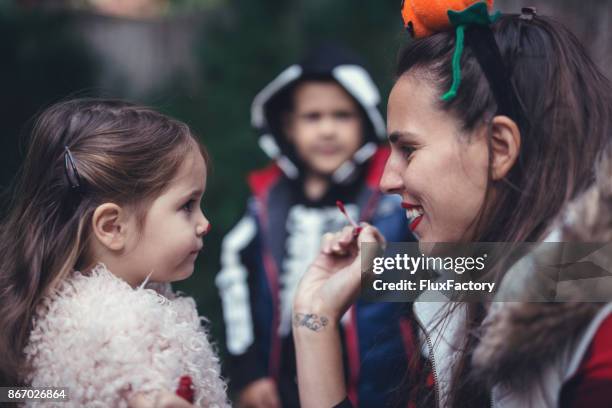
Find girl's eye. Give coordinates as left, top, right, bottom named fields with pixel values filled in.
left=182, top=200, right=195, bottom=213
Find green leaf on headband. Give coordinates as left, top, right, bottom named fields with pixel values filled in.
left=447, top=2, right=501, bottom=27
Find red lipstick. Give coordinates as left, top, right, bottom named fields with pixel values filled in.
left=409, top=216, right=423, bottom=231
left=401, top=202, right=422, bottom=210
left=401, top=202, right=424, bottom=232
left=336, top=200, right=362, bottom=237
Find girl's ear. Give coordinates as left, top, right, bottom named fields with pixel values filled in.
left=490, top=115, right=521, bottom=181
left=91, top=203, right=131, bottom=251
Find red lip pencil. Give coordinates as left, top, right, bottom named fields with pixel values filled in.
left=336, top=200, right=362, bottom=237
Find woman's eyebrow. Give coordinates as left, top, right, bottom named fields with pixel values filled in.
left=388, top=131, right=418, bottom=144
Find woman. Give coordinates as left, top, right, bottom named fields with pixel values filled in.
left=292, top=9, right=612, bottom=408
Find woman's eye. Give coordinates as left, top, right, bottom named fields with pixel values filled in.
left=400, top=145, right=415, bottom=159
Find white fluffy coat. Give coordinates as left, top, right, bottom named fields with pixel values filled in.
left=23, top=263, right=230, bottom=408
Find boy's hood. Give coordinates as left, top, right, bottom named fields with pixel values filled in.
left=250, top=44, right=386, bottom=184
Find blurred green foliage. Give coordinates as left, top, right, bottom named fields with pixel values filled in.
left=0, top=0, right=404, bottom=372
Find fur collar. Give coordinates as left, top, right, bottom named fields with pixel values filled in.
left=472, top=146, right=612, bottom=387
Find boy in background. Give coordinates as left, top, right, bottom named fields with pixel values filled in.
left=216, top=46, right=415, bottom=408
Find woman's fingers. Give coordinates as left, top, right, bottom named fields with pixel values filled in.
left=357, top=224, right=386, bottom=247
left=321, top=224, right=383, bottom=252
left=321, top=232, right=335, bottom=254
left=322, top=226, right=359, bottom=256
left=339, top=226, right=357, bottom=244
left=355, top=225, right=387, bottom=285
left=319, top=223, right=382, bottom=267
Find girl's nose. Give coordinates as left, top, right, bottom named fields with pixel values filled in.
left=196, top=222, right=211, bottom=237
left=196, top=212, right=211, bottom=237
left=379, top=153, right=404, bottom=195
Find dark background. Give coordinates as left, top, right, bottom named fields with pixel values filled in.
left=0, top=0, right=610, bottom=390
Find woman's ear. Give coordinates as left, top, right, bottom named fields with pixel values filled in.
left=490, top=115, right=521, bottom=181
left=91, top=203, right=131, bottom=252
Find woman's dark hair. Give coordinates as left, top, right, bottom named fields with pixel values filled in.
left=0, top=98, right=208, bottom=386
left=395, top=14, right=612, bottom=407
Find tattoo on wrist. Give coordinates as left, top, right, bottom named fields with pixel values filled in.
left=293, top=313, right=330, bottom=332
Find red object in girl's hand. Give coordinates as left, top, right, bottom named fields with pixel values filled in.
left=176, top=375, right=194, bottom=403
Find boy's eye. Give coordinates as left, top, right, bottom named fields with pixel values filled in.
left=300, top=112, right=322, bottom=122
left=333, top=110, right=356, bottom=121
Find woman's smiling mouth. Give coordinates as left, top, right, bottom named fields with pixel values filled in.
left=401, top=201, right=424, bottom=231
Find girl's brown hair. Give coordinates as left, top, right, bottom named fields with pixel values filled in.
left=396, top=14, right=612, bottom=407
left=0, top=98, right=208, bottom=386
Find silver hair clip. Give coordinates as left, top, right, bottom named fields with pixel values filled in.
left=64, top=145, right=83, bottom=191
left=520, top=7, right=537, bottom=21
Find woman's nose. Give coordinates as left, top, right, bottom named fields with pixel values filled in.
left=379, top=153, right=405, bottom=195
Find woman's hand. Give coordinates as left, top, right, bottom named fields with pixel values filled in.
left=293, top=224, right=385, bottom=322
left=292, top=223, right=385, bottom=408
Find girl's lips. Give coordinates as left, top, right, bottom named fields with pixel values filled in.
left=190, top=246, right=203, bottom=256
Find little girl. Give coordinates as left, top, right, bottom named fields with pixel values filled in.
left=0, top=98, right=230, bottom=407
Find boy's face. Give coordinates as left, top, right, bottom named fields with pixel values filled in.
left=285, top=81, right=364, bottom=176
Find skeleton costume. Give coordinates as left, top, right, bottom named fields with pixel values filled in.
left=216, top=46, right=416, bottom=407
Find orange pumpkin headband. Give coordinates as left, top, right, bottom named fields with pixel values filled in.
left=399, top=0, right=528, bottom=127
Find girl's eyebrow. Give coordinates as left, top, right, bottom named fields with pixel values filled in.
left=181, top=188, right=204, bottom=199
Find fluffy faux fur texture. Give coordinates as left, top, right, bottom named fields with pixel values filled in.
left=23, top=263, right=230, bottom=407
left=472, top=146, right=612, bottom=388
left=471, top=301, right=600, bottom=389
